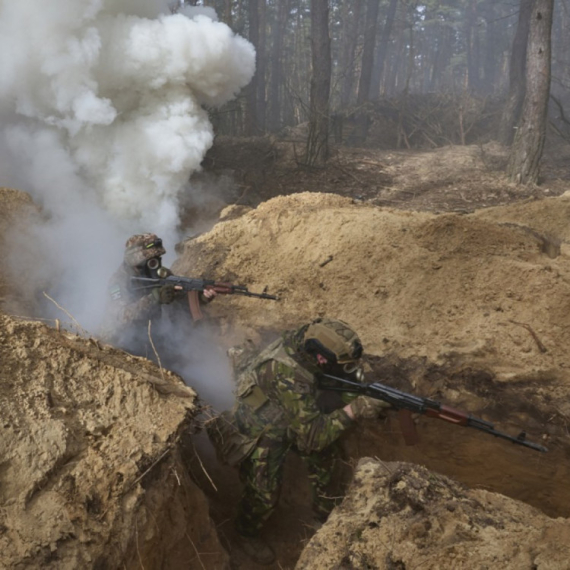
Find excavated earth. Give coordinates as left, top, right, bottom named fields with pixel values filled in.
left=3, top=137, right=570, bottom=569
left=297, top=458, right=570, bottom=569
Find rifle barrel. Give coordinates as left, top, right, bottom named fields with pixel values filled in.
left=318, top=373, right=547, bottom=453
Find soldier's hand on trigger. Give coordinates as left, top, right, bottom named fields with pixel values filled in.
left=152, top=284, right=177, bottom=304
left=348, top=396, right=392, bottom=420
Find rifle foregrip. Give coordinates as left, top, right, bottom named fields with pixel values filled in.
left=425, top=405, right=470, bottom=426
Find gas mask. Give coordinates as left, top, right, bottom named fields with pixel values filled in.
left=342, top=361, right=365, bottom=383
left=320, top=359, right=365, bottom=383
left=140, top=257, right=166, bottom=278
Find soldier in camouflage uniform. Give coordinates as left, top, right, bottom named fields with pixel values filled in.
left=225, top=318, right=390, bottom=565
left=102, top=233, right=214, bottom=359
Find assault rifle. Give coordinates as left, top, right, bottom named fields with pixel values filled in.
left=131, top=274, right=278, bottom=321
left=317, top=373, right=548, bottom=453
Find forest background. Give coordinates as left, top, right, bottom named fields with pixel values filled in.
left=180, top=0, right=566, bottom=185
left=3, top=2, right=570, bottom=568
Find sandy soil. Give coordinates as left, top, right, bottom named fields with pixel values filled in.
left=297, top=458, right=570, bottom=570
left=0, top=311, right=230, bottom=569
left=3, top=133, right=570, bottom=569
left=173, top=135, right=570, bottom=569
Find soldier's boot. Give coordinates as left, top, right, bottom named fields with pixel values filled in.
left=238, top=534, right=276, bottom=565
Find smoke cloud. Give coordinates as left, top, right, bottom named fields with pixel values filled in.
left=0, top=0, right=255, bottom=410
left=0, top=0, right=255, bottom=328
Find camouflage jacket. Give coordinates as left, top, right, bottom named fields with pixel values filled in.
left=103, top=262, right=163, bottom=333
left=234, top=336, right=355, bottom=454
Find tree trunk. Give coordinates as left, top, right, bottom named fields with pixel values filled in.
left=350, top=0, right=380, bottom=144
left=356, top=0, right=380, bottom=106
left=256, top=0, right=267, bottom=132
left=464, top=0, right=479, bottom=91
left=430, top=23, right=453, bottom=91
left=507, top=0, right=553, bottom=185
left=339, top=0, right=363, bottom=108
left=481, top=0, right=498, bottom=93
left=559, top=3, right=570, bottom=88
left=267, top=0, right=291, bottom=132
left=222, top=0, right=233, bottom=27
left=384, top=0, right=406, bottom=97
left=245, top=0, right=261, bottom=135
left=370, top=0, right=399, bottom=99
left=305, top=0, right=331, bottom=166
left=499, top=0, right=534, bottom=145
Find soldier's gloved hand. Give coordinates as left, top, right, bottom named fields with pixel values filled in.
left=152, top=285, right=176, bottom=304
left=350, top=396, right=392, bottom=420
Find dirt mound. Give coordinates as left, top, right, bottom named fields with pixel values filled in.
left=175, top=190, right=570, bottom=380
left=0, top=187, right=39, bottom=314
left=297, top=458, right=570, bottom=569
left=476, top=189, right=570, bottom=241
left=0, top=312, right=228, bottom=569
left=4, top=139, right=570, bottom=568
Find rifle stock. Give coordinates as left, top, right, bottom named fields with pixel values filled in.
left=317, top=373, right=547, bottom=453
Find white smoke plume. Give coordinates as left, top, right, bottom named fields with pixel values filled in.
left=0, top=0, right=254, bottom=410
left=0, top=0, right=255, bottom=331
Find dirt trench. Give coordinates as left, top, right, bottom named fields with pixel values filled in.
left=349, top=358, right=565, bottom=517
left=184, top=351, right=570, bottom=570
left=4, top=137, right=570, bottom=568
left=170, top=150, right=570, bottom=567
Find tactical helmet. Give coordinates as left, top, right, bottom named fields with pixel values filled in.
left=303, top=318, right=363, bottom=364
left=124, top=233, right=166, bottom=267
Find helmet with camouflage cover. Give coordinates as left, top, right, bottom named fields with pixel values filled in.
left=124, top=233, right=166, bottom=267
left=302, top=317, right=363, bottom=364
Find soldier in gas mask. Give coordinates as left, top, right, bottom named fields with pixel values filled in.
left=101, top=233, right=215, bottom=359
left=209, top=317, right=389, bottom=565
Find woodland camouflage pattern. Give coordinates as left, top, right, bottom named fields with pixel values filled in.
left=99, top=262, right=165, bottom=355
left=232, top=334, right=356, bottom=537
left=105, top=263, right=162, bottom=329
left=123, top=233, right=166, bottom=267
left=101, top=234, right=173, bottom=351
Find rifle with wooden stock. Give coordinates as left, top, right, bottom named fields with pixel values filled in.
left=131, top=274, right=278, bottom=321
left=317, top=373, right=547, bottom=453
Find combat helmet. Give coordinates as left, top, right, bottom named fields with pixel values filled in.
left=302, top=317, right=363, bottom=364
left=124, top=233, right=166, bottom=267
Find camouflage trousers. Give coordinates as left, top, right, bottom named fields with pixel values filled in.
left=234, top=436, right=339, bottom=537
